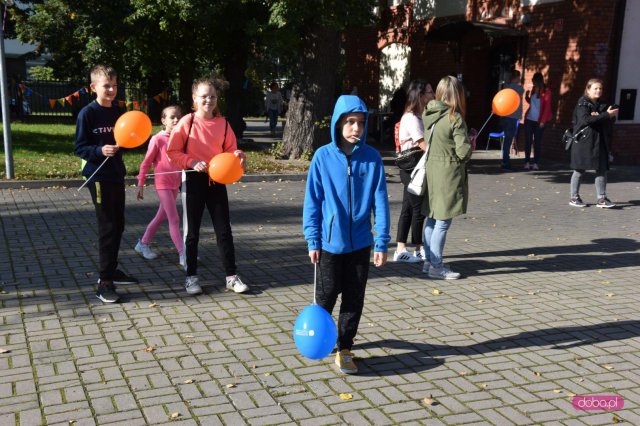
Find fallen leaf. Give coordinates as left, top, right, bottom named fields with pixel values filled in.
left=613, top=415, right=621, bottom=423
left=0, top=348, right=10, bottom=354
left=458, top=371, right=467, bottom=376
left=553, top=389, right=562, bottom=394
left=479, top=383, right=488, bottom=389
left=148, top=303, right=158, bottom=308
left=528, top=253, right=536, bottom=257
left=423, top=395, right=436, bottom=406
left=183, top=379, right=194, bottom=384
left=606, top=293, right=615, bottom=298
left=533, top=371, right=541, bottom=377
left=339, top=393, right=353, bottom=400
left=264, top=372, right=271, bottom=376
left=432, top=289, right=441, bottom=295
left=567, top=393, right=576, bottom=397
left=604, top=365, right=614, bottom=370
left=226, top=383, right=236, bottom=388
left=478, top=300, right=484, bottom=303
left=601, top=280, right=610, bottom=285
left=527, top=291, right=537, bottom=295
left=169, top=412, right=180, bottom=420
left=143, top=347, right=155, bottom=353
left=184, top=335, right=194, bottom=338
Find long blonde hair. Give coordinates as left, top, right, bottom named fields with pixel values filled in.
left=435, top=76, right=466, bottom=121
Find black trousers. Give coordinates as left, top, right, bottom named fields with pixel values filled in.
left=182, top=172, right=236, bottom=276
left=396, top=169, right=425, bottom=245
left=317, top=246, right=371, bottom=351
left=87, top=181, right=125, bottom=281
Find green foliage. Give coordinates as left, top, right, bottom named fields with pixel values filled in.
left=28, top=66, right=55, bottom=80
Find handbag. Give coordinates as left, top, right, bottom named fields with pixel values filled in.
left=562, top=126, right=588, bottom=151
left=395, top=147, right=423, bottom=171
left=407, top=120, right=439, bottom=196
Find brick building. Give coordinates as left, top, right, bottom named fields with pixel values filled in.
left=345, top=0, right=639, bottom=165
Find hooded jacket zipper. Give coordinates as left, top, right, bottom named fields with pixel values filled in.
left=347, top=154, right=353, bottom=250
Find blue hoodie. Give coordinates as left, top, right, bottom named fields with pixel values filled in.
left=303, top=95, right=390, bottom=254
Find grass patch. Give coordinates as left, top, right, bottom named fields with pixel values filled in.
left=0, top=122, right=308, bottom=180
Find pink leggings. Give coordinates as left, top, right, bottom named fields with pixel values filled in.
left=141, top=189, right=183, bottom=255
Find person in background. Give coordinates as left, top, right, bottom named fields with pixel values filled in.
left=500, top=69, right=524, bottom=171
left=421, top=76, right=473, bottom=280
left=523, top=72, right=552, bottom=170
left=265, top=81, right=283, bottom=136
left=569, top=78, right=619, bottom=208
left=393, top=80, right=434, bottom=263
left=135, top=106, right=184, bottom=267
left=303, top=95, right=390, bottom=375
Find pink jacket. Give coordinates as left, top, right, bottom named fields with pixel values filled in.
left=137, top=130, right=181, bottom=190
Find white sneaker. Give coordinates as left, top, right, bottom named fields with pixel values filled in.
left=413, top=247, right=426, bottom=262
left=393, top=249, right=421, bottom=263
left=179, top=253, right=186, bottom=270
left=185, top=275, right=202, bottom=295
left=135, top=239, right=158, bottom=260
left=428, top=264, right=461, bottom=280
left=226, top=275, right=249, bottom=293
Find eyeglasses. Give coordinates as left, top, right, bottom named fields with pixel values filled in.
left=197, top=95, right=217, bottom=100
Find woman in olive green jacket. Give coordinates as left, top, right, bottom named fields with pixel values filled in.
left=421, top=76, right=473, bottom=280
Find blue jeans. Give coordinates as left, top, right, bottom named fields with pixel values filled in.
left=524, top=119, right=544, bottom=164
left=267, top=109, right=279, bottom=132
left=500, top=117, right=518, bottom=168
left=423, top=217, right=452, bottom=266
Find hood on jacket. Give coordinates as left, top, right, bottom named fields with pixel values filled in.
left=330, top=95, right=369, bottom=149
left=423, top=100, right=450, bottom=128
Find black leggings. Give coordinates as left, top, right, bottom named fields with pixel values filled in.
left=316, top=246, right=371, bottom=351
left=396, top=169, right=425, bottom=245
left=182, top=172, right=236, bottom=276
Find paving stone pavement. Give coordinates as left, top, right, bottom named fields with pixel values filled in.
left=1, top=153, right=640, bottom=425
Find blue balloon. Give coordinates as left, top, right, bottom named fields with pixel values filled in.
left=293, top=304, right=337, bottom=360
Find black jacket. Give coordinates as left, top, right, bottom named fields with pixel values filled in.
left=570, top=96, right=611, bottom=171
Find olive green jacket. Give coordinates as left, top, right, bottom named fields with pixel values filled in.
left=421, top=100, right=472, bottom=220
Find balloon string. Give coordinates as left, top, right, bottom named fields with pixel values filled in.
left=78, top=157, right=109, bottom=191
left=476, top=112, right=494, bottom=139
left=313, top=262, right=317, bottom=305
left=146, top=170, right=196, bottom=177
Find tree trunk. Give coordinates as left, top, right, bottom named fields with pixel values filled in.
left=223, top=28, right=249, bottom=140
left=281, top=27, right=341, bottom=159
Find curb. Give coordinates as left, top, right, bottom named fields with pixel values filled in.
left=0, top=173, right=308, bottom=190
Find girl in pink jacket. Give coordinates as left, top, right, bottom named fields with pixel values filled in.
left=135, top=106, right=184, bottom=267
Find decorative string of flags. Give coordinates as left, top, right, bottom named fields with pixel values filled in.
left=18, top=83, right=169, bottom=111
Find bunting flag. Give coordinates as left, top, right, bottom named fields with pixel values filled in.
left=19, top=82, right=169, bottom=110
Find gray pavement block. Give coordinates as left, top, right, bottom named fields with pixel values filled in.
left=2, top=152, right=640, bottom=424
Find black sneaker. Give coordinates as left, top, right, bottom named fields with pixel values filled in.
left=113, top=269, right=139, bottom=285
left=96, top=280, right=120, bottom=303
left=569, top=196, right=586, bottom=207
left=596, top=197, right=615, bottom=208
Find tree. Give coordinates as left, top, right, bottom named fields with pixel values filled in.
left=268, top=0, right=376, bottom=159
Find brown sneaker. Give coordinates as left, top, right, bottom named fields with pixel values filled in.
left=335, top=349, right=358, bottom=374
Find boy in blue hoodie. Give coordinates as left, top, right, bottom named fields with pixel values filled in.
left=303, top=95, right=390, bottom=374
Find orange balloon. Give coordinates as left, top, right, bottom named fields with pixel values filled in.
left=114, top=111, right=152, bottom=148
left=492, top=88, right=520, bottom=117
left=208, top=152, right=244, bottom=184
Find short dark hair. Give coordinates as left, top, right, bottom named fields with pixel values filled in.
left=90, top=65, right=117, bottom=83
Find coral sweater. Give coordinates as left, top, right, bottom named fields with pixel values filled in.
left=137, top=130, right=181, bottom=190
left=166, top=114, right=238, bottom=170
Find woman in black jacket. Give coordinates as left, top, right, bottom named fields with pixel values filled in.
left=569, top=79, right=618, bottom=208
